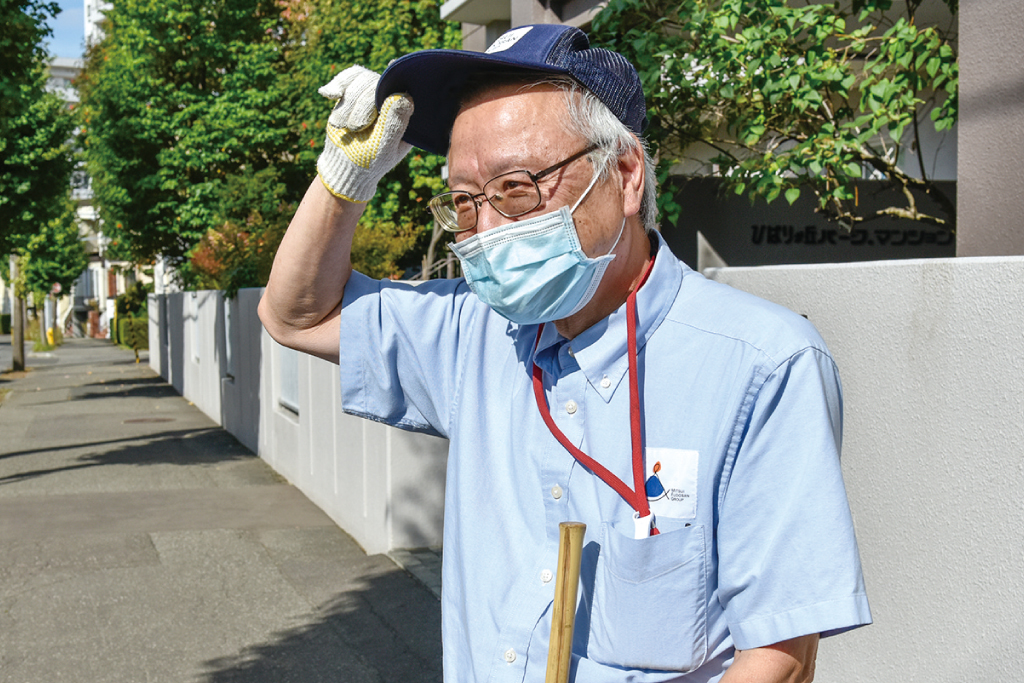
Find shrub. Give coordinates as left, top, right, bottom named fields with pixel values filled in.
left=118, top=317, right=148, bottom=351
left=115, top=281, right=151, bottom=319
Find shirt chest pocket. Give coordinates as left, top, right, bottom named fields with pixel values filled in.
left=585, top=522, right=708, bottom=673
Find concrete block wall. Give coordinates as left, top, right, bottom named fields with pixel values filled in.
left=706, top=257, right=1024, bottom=683
left=148, top=288, right=447, bottom=555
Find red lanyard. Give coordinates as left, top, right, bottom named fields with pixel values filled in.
left=532, top=253, right=659, bottom=536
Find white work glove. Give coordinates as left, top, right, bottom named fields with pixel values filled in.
left=316, top=65, right=414, bottom=203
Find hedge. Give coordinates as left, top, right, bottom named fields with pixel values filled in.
left=117, top=317, right=149, bottom=351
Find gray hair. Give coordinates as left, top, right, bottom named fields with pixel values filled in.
left=541, top=76, right=659, bottom=234
left=455, top=73, right=659, bottom=233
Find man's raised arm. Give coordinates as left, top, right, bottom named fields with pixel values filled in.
left=259, top=180, right=363, bottom=363
left=258, top=66, right=413, bottom=364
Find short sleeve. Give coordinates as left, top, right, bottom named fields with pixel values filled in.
left=338, top=272, right=478, bottom=438
left=717, top=347, right=872, bottom=649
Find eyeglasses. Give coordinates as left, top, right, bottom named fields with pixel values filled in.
left=428, top=144, right=600, bottom=233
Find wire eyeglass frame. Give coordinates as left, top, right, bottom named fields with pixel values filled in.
left=428, top=144, right=600, bottom=233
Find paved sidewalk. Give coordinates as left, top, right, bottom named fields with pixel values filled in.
left=0, top=338, right=442, bottom=683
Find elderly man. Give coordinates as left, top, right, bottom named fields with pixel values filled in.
left=259, top=23, right=870, bottom=683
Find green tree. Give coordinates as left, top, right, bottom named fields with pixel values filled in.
left=1, top=87, right=84, bottom=351
left=0, top=0, right=58, bottom=142
left=80, top=0, right=461, bottom=285
left=0, top=67, right=77, bottom=255
left=1, top=0, right=65, bottom=368
left=79, top=0, right=297, bottom=264
left=592, top=0, right=958, bottom=230
left=21, top=197, right=89, bottom=296
left=1, top=0, right=69, bottom=251
left=202, top=0, right=462, bottom=280
left=180, top=165, right=293, bottom=296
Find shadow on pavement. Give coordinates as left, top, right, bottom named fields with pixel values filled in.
left=199, top=571, right=442, bottom=683
left=0, top=429, right=220, bottom=461
left=0, top=428, right=253, bottom=485
left=69, top=376, right=180, bottom=401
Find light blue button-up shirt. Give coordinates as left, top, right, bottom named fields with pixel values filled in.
left=339, top=234, right=871, bottom=683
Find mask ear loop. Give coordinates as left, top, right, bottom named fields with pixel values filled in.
left=604, top=218, right=626, bottom=258
left=570, top=147, right=613, bottom=213
left=570, top=169, right=603, bottom=213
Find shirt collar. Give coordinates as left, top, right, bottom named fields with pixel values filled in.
left=533, top=232, right=683, bottom=402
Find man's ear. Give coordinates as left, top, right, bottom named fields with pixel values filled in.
left=617, top=139, right=645, bottom=219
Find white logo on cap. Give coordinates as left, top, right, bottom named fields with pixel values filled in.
left=486, top=26, right=533, bottom=54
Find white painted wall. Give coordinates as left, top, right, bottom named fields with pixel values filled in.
left=706, top=257, right=1024, bottom=683
left=149, top=288, right=447, bottom=555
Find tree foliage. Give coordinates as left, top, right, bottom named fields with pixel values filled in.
left=21, top=197, right=89, bottom=296
left=0, top=65, right=79, bottom=267
left=0, top=85, right=85, bottom=301
left=0, top=0, right=59, bottom=142
left=179, top=165, right=292, bottom=296
left=0, top=62, right=83, bottom=305
left=592, top=0, right=958, bottom=230
left=78, top=0, right=297, bottom=264
left=285, top=0, right=460, bottom=269
left=1, top=0, right=69, bottom=251
left=1, top=0, right=86, bottom=306
left=79, top=0, right=461, bottom=287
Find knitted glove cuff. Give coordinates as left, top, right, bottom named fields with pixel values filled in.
left=317, top=143, right=376, bottom=203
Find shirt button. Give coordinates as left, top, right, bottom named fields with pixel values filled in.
left=551, top=484, right=563, bottom=500
left=504, top=648, right=517, bottom=663
left=541, top=569, right=553, bottom=584
left=565, top=400, right=578, bottom=415
left=601, top=376, right=611, bottom=389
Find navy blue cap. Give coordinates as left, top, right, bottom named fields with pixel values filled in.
left=376, top=24, right=647, bottom=155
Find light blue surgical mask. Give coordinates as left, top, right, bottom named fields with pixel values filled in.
left=449, top=172, right=625, bottom=324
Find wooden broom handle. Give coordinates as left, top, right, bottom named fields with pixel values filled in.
left=545, top=521, right=587, bottom=683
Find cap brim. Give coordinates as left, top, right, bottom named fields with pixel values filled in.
left=376, top=50, right=567, bottom=156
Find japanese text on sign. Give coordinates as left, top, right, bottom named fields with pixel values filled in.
left=751, top=225, right=954, bottom=247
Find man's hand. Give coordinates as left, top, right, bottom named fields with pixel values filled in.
left=721, top=634, right=820, bottom=683
left=316, top=65, right=414, bottom=203
left=261, top=66, right=412, bottom=362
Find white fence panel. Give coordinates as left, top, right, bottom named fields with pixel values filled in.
left=149, top=287, right=447, bottom=555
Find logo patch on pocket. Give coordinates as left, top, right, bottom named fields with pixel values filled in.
left=645, top=448, right=698, bottom=519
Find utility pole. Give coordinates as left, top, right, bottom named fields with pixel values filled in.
left=9, top=254, right=24, bottom=372
left=49, top=287, right=59, bottom=345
